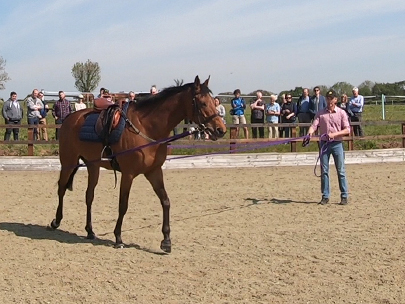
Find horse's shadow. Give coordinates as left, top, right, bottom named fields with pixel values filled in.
left=245, top=197, right=318, bottom=205
left=0, top=222, right=167, bottom=255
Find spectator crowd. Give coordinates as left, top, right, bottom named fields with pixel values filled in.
left=228, top=87, right=364, bottom=139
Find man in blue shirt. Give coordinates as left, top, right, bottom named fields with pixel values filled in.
left=349, top=87, right=364, bottom=137
left=230, top=89, right=248, bottom=139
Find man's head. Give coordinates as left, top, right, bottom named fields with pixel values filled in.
left=256, top=91, right=262, bottom=99
left=58, top=91, right=65, bottom=99
left=128, top=91, right=135, bottom=100
left=352, top=87, right=359, bottom=97
left=270, top=94, right=277, bottom=103
left=32, top=89, right=39, bottom=98
left=233, top=89, right=241, bottom=98
left=285, top=94, right=292, bottom=102
left=10, top=91, right=17, bottom=100
left=150, top=85, right=158, bottom=95
left=326, top=89, right=338, bottom=106
left=313, top=86, right=321, bottom=95
left=38, top=91, right=44, bottom=100
left=303, top=88, right=309, bottom=96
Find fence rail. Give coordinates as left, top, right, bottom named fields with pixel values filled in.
left=0, top=122, right=404, bottom=156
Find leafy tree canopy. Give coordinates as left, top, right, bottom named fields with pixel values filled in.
left=0, top=56, right=11, bottom=90
left=71, top=59, right=101, bottom=92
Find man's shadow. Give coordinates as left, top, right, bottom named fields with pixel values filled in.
left=0, top=222, right=167, bottom=255
left=245, top=197, right=318, bottom=205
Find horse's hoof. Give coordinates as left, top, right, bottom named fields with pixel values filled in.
left=49, top=219, right=60, bottom=230
left=86, top=233, right=96, bottom=240
left=114, top=243, right=125, bottom=249
left=160, top=240, right=172, bottom=253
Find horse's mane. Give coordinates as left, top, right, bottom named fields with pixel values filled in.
left=134, top=82, right=212, bottom=108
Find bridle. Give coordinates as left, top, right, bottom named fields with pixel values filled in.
left=191, top=93, right=219, bottom=133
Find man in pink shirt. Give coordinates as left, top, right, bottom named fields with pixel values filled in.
left=308, top=89, right=351, bottom=205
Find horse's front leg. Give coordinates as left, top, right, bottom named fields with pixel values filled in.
left=84, top=164, right=100, bottom=239
left=145, top=167, right=171, bottom=253
left=113, top=173, right=134, bottom=248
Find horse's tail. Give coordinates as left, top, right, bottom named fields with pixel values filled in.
left=66, top=166, right=80, bottom=191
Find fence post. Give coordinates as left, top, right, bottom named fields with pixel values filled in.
left=348, top=125, right=354, bottom=150
left=27, top=126, right=34, bottom=156
left=402, top=123, right=405, bottom=148
left=290, top=125, right=297, bottom=152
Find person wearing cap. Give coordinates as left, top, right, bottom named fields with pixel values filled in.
left=348, top=87, right=364, bottom=137
left=74, top=94, right=87, bottom=111
left=307, top=89, right=351, bottom=206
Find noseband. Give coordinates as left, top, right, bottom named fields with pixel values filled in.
left=192, top=95, right=219, bottom=132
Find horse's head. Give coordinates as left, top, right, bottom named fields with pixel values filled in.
left=189, top=76, right=227, bottom=140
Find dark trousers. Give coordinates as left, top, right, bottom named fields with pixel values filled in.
left=4, top=119, right=20, bottom=140
left=251, top=118, right=264, bottom=138
left=27, top=117, right=39, bottom=140
left=297, top=112, right=311, bottom=136
left=350, top=113, right=364, bottom=136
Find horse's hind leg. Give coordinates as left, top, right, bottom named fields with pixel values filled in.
left=50, top=165, right=79, bottom=229
left=84, top=164, right=100, bottom=239
left=144, top=167, right=171, bottom=253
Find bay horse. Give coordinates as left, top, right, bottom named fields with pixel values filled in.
left=49, top=76, right=226, bottom=253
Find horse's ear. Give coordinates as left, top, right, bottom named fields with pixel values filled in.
left=203, top=75, right=210, bottom=87
left=194, top=75, right=201, bottom=91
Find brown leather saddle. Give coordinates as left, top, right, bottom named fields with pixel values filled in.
left=93, top=96, right=122, bottom=139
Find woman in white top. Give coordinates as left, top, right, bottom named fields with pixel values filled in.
left=214, top=96, right=226, bottom=124
left=74, top=94, right=87, bottom=111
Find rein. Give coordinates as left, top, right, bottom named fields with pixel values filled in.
left=302, top=134, right=334, bottom=177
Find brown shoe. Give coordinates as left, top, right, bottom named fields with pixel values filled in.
left=318, top=197, right=329, bottom=205
left=339, top=198, right=348, bottom=205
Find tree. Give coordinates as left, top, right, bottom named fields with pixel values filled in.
left=358, top=80, right=375, bottom=96
left=330, top=81, right=354, bottom=95
left=71, top=59, right=101, bottom=92
left=174, top=79, right=184, bottom=87
left=0, top=56, right=11, bottom=90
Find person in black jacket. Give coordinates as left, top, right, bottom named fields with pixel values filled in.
left=280, top=94, right=297, bottom=138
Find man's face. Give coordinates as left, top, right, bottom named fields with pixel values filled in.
left=59, top=92, right=65, bottom=99
left=32, top=90, right=38, bottom=98
left=327, top=96, right=337, bottom=106
left=353, top=90, right=358, bottom=97
left=11, top=94, right=17, bottom=100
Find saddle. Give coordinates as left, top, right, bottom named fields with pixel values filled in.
left=93, top=97, right=122, bottom=140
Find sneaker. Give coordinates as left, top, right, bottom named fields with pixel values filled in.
left=339, top=198, right=348, bottom=205
left=318, top=197, right=329, bottom=205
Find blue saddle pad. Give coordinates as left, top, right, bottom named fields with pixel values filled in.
left=79, top=103, right=128, bottom=145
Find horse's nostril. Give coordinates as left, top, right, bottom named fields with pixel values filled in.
left=216, top=128, right=226, bottom=136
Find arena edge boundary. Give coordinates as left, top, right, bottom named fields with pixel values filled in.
left=0, top=148, right=404, bottom=171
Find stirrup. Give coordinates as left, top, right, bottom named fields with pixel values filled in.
left=100, top=146, right=111, bottom=161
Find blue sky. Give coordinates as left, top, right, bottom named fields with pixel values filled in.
left=1, top=0, right=405, bottom=98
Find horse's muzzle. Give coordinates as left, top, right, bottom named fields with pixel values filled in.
left=207, top=127, right=226, bottom=141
